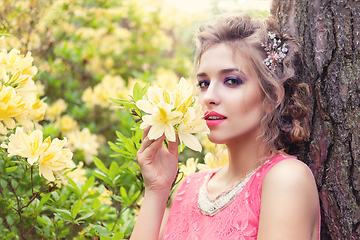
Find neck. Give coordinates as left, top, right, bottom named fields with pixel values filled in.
left=224, top=133, right=272, bottom=182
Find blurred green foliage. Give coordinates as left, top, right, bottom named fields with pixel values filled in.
left=0, top=0, right=269, bottom=238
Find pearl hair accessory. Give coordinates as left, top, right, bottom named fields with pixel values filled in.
left=262, top=32, right=288, bottom=70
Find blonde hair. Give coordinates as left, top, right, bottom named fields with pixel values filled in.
left=194, top=13, right=310, bottom=153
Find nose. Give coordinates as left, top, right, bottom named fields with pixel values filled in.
left=201, top=81, right=220, bottom=107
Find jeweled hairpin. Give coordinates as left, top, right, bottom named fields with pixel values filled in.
left=261, top=32, right=288, bottom=70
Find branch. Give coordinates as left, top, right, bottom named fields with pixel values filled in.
left=8, top=181, right=25, bottom=240
left=15, top=165, right=28, bottom=192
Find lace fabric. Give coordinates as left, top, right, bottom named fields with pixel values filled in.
left=162, top=155, right=288, bottom=240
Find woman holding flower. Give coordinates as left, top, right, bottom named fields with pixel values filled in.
left=131, top=13, right=320, bottom=240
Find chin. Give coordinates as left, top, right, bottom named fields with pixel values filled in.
left=207, top=135, right=227, bottom=145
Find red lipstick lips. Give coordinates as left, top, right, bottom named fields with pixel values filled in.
left=204, top=111, right=226, bottom=127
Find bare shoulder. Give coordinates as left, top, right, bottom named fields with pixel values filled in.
left=261, top=158, right=319, bottom=213
left=257, top=158, right=320, bottom=240
left=264, top=158, right=317, bottom=189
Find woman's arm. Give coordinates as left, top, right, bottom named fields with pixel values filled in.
left=257, top=159, right=320, bottom=240
left=130, top=127, right=179, bottom=240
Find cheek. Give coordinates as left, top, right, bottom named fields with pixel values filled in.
left=198, top=92, right=205, bottom=107
left=241, top=88, right=264, bottom=114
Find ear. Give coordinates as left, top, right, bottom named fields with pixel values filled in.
left=275, top=86, right=285, bottom=108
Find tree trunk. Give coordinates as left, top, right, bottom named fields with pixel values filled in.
left=271, top=0, right=360, bottom=239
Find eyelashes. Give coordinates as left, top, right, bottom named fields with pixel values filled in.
left=197, top=77, right=244, bottom=89
left=224, top=77, right=243, bottom=86
left=198, top=80, right=210, bottom=89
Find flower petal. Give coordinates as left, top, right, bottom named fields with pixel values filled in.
left=39, top=164, right=55, bottom=181
left=164, top=123, right=176, bottom=142
left=179, top=132, right=202, bottom=152
left=148, top=123, right=165, bottom=140
left=136, top=100, right=154, bottom=113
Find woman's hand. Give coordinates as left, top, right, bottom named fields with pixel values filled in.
left=137, top=127, right=179, bottom=194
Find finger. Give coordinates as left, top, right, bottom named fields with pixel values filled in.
left=138, top=134, right=164, bottom=155
left=167, top=135, right=178, bottom=155
left=140, top=136, right=155, bottom=150
left=147, top=135, right=166, bottom=152
left=142, top=126, right=151, bottom=140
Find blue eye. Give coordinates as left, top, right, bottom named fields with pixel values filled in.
left=224, top=77, right=243, bottom=86
left=198, top=80, right=210, bottom=89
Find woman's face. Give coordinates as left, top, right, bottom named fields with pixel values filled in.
left=197, top=43, right=265, bottom=144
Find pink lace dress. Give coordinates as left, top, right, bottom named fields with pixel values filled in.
left=162, top=154, right=318, bottom=240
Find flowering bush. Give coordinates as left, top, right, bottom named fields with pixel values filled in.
left=0, top=0, right=241, bottom=238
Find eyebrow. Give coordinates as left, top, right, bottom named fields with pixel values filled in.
left=197, top=68, right=240, bottom=77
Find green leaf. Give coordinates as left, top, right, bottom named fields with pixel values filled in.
left=76, top=211, right=94, bottom=222
left=108, top=161, right=119, bottom=181
left=120, top=187, right=128, bottom=199
left=132, top=82, right=143, bottom=102
left=109, top=98, right=129, bottom=105
left=111, top=194, right=122, bottom=202
left=94, top=157, right=108, bottom=174
left=71, top=199, right=82, bottom=219
left=48, top=207, right=73, bottom=221
left=120, top=187, right=131, bottom=205
left=93, top=170, right=113, bottom=186
left=92, top=198, right=101, bottom=209
left=112, top=175, right=121, bottom=185
left=66, top=179, right=81, bottom=199
left=122, top=102, right=137, bottom=109
left=36, top=193, right=51, bottom=213
left=112, top=232, right=124, bottom=240
left=130, top=190, right=141, bottom=203
left=81, top=175, right=95, bottom=197
left=5, top=166, right=17, bottom=173
left=0, top=179, right=7, bottom=188
left=115, top=131, right=128, bottom=143
left=36, top=216, right=49, bottom=226
left=96, top=225, right=110, bottom=237
left=142, top=83, right=150, bottom=96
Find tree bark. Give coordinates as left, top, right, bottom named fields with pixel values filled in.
left=271, top=0, right=360, bottom=239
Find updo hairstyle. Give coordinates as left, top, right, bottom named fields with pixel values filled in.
left=194, top=13, right=310, bottom=152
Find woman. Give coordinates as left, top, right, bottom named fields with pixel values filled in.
left=130, top=13, right=320, bottom=240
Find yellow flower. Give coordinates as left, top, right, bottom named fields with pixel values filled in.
left=136, top=85, right=172, bottom=114
left=1, top=49, right=34, bottom=75
left=38, top=138, right=73, bottom=182
left=197, top=147, right=229, bottom=171
left=135, top=77, right=208, bottom=151
left=0, top=122, right=7, bottom=134
left=29, top=98, right=47, bottom=129
left=35, top=81, right=45, bottom=97
left=173, top=77, right=195, bottom=111
left=179, top=158, right=198, bottom=177
left=82, top=75, right=129, bottom=108
left=13, top=79, right=37, bottom=104
left=6, top=127, right=50, bottom=165
left=66, top=161, right=87, bottom=184
left=92, top=186, right=112, bottom=206
left=65, top=128, right=99, bottom=165
left=177, top=104, right=209, bottom=152
left=140, top=102, right=183, bottom=142
left=0, top=84, right=27, bottom=129
left=54, top=114, right=78, bottom=132
left=81, top=87, right=95, bottom=109
left=154, top=68, right=178, bottom=91
left=45, top=99, right=67, bottom=122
